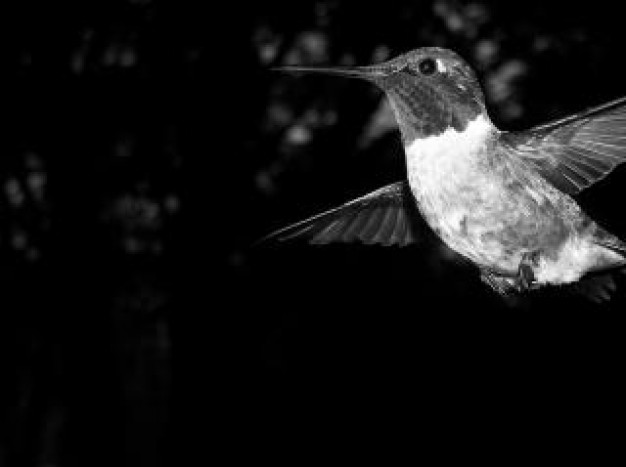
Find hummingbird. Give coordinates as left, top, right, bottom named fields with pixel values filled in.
left=263, top=47, right=626, bottom=300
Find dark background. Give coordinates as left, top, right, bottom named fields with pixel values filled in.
left=3, top=0, right=626, bottom=465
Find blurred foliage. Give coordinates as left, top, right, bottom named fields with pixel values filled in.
left=3, top=0, right=626, bottom=464
left=2, top=1, right=181, bottom=466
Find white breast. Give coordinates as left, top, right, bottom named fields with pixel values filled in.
left=405, top=114, right=495, bottom=214
left=404, top=114, right=501, bottom=264
left=405, top=114, right=493, bottom=190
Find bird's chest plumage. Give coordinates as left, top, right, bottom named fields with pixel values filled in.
left=404, top=116, right=567, bottom=272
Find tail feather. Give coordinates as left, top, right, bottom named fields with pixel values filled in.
left=570, top=267, right=626, bottom=303
left=571, top=272, right=618, bottom=303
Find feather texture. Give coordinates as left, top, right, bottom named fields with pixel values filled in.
left=502, top=96, right=626, bottom=194
left=259, top=182, right=420, bottom=247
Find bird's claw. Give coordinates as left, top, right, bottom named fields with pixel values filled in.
left=516, top=251, right=541, bottom=291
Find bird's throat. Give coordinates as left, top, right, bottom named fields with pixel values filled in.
left=387, top=86, right=486, bottom=144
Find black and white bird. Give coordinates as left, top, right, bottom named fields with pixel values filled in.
left=262, top=48, right=626, bottom=299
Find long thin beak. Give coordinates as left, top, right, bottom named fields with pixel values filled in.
left=273, top=64, right=388, bottom=81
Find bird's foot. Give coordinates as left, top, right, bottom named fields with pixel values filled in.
left=515, top=251, right=541, bottom=291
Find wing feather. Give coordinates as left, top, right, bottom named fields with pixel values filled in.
left=341, top=210, right=369, bottom=242
left=258, top=181, right=421, bottom=247
left=392, top=210, right=410, bottom=246
left=505, top=96, right=626, bottom=194
left=373, top=206, right=398, bottom=245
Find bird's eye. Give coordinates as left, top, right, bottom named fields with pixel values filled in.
left=418, top=58, right=437, bottom=75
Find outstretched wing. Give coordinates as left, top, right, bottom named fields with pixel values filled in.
left=502, top=96, right=626, bottom=194
left=259, top=181, right=420, bottom=247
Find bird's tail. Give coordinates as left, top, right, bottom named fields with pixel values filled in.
left=575, top=233, right=626, bottom=302
left=571, top=269, right=626, bottom=302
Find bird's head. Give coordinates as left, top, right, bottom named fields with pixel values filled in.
left=278, top=47, right=490, bottom=144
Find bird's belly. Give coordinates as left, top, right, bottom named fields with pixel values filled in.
left=408, top=166, right=568, bottom=273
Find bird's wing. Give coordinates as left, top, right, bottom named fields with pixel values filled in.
left=259, top=181, right=420, bottom=246
left=502, top=96, right=626, bottom=194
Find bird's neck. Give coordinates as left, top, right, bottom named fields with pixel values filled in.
left=387, top=87, right=489, bottom=145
